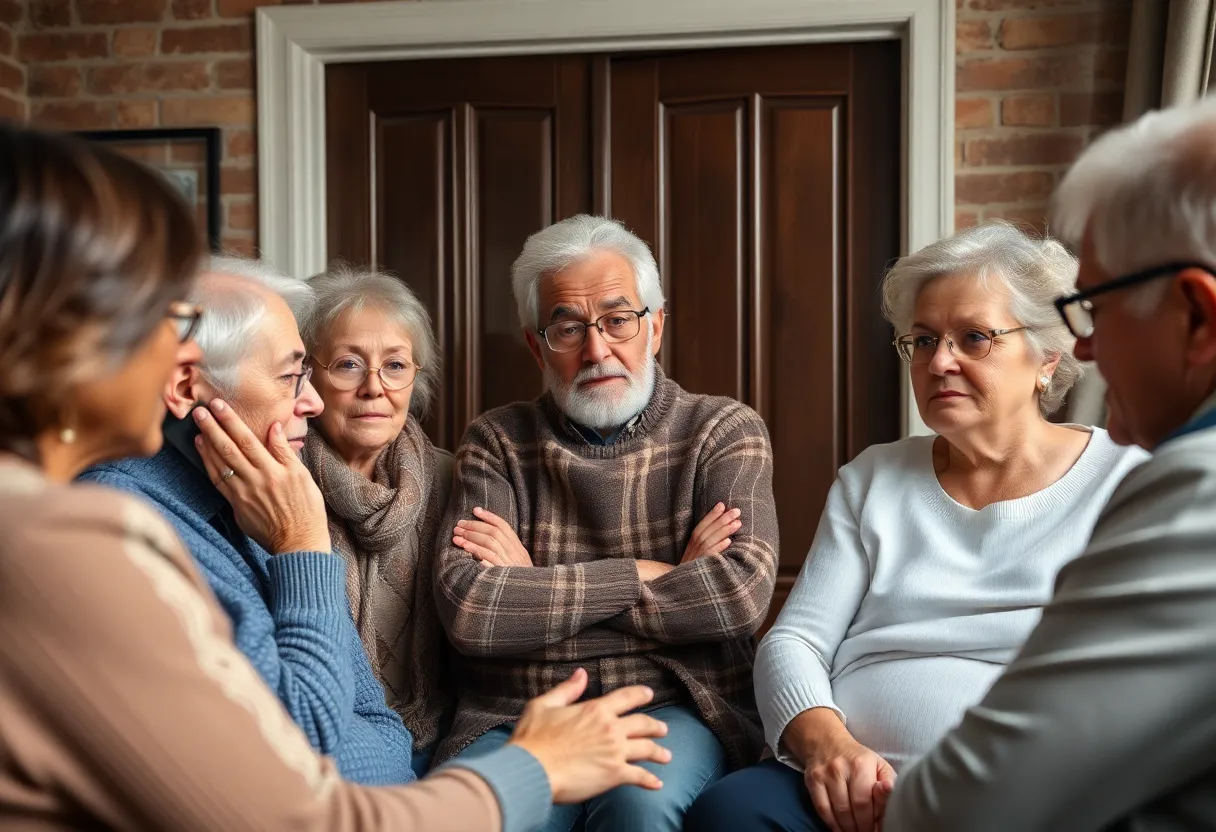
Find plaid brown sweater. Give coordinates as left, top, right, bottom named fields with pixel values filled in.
left=433, top=372, right=778, bottom=769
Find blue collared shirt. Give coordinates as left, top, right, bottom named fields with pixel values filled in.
left=565, top=412, right=644, bottom=446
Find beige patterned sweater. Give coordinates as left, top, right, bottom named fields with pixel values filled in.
left=0, top=455, right=550, bottom=831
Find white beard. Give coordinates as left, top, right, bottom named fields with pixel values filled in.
left=546, top=327, right=657, bottom=431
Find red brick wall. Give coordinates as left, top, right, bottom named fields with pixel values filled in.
left=955, top=0, right=1131, bottom=232
left=0, top=0, right=24, bottom=119
left=9, top=0, right=1132, bottom=252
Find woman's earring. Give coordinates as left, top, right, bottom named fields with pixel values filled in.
left=1039, top=375, right=1050, bottom=392
left=59, top=426, right=77, bottom=444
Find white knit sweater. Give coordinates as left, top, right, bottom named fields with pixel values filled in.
left=756, top=428, right=1148, bottom=772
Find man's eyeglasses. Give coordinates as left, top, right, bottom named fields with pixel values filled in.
left=893, top=326, right=1033, bottom=364
left=286, top=364, right=313, bottom=398
left=1054, top=262, right=1212, bottom=338
left=316, top=355, right=419, bottom=391
left=167, top=301, right=203, bottom=343
left=538, top=308, right=650, bottom=353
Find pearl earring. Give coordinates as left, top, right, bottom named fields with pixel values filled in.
left=1039, top=375, right=1050, bottom=391
left=59, top=427, right=76, bottom=444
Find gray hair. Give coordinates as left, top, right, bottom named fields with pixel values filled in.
left=190, top=255, right=315, bottom=396
left=880, top=221, right=1084, bottom=415
left=1051, top=95, right=1216, bottom=314
left=300, top=264, right=439, bottom=420
left=511, top=215, right=665, bottom=329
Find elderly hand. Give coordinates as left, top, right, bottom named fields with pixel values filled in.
left=804, top=738, right=897, bottom=832
left=192, top=400, right=331, bottom=555
left=680, top=502, right=742, bottom=564
left=508, top=668, right=671, bottom=804
left=454, top=507, right=533, bottom=567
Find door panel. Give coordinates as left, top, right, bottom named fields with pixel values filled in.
left=663, top=101, right=747, bottom=400
left=474, top=109, right=553, bottom=416
left=326, top=56, right=595, bottom=449
left=607, top=44, right=901, bottom=624
left=326, top=42, right=901, bottom=623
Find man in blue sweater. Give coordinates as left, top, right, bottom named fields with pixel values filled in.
left=82, top=256, right=416, bottom=786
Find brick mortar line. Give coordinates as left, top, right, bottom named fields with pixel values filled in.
left=23, top=19, right=256, bottom=32
left=24, top=57, right=255, bottom=65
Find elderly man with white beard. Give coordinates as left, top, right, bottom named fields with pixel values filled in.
left=433, top=214, right=779, bottom=832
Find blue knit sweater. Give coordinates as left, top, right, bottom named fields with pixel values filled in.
left=81, top=437, right=415, bottom=786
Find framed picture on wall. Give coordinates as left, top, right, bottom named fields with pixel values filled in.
left=77, top=127, right=222, bottom=252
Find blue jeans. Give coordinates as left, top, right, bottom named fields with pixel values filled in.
left=682, top=758, right=828, bottom=832
left=458, top=704, right=726, bottom=832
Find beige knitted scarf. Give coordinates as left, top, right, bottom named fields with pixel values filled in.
left=303, top=418, right=452, bottom=751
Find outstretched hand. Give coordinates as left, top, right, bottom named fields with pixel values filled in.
left=508, top=669, right=672, bottom=804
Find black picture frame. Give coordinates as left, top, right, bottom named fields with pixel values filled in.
left=76, top=127, right=222, bottom=252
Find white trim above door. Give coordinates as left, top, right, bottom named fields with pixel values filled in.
left=255, top=0, right=951, bottom=436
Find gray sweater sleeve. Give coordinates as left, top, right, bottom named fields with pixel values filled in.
left=884, top=440, right=1216, bottom=832
left=754, top=476, right=865, bottom=765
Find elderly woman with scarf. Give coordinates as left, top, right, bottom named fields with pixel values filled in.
left=300, top=265, right=454, bottom=777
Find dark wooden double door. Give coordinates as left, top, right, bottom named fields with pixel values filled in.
left=325, top=42, right=901, bottom=620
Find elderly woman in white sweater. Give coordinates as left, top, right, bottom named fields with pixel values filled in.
left=683, top=221, right=1148, bottom=832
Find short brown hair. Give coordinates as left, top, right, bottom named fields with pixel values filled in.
left=0, top=122, right=205, bottom=461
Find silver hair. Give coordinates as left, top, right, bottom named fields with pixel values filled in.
left=300, top=263, right=440, bottom=420
left=1051, top=95, right=1216, bottom=315
left=880, top=221, right=1084, bottom=415
left=189, top=255, right=315, bottom=396
left=510, top=215, right=666, bottom=330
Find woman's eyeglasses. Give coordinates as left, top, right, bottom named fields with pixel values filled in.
left=167, top=302, right=203, bottom=343
left=893, top=326, right=1032, bottom=364
left=316, top=355, right=419, bottom=391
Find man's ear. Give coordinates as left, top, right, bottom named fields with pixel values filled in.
left=650, top=308, right=666, bottom=356
left=524, top=328, right=546, bottom=372
left=164, top=363, right=204, bottom=419
left=1179, top=268, right=1216, bottom=366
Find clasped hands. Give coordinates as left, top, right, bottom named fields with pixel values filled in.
left=452, top=503, right=743, bottom=579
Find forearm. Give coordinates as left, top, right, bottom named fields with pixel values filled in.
left=605, top=551, right=775, bottom=643
left=780, top=707, right=856, bottom=769
left=263, top=552, right=357, bottom=750
left=755, top=634, right=843, bottom=763
left=435, top=555, right=642, bottom=656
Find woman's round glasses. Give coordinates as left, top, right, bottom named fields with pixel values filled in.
left=893, top=326, right=1032, bottom=364
left=167, top=301, right=202, bottom=343
left=317, top=355, right=419, bottom=391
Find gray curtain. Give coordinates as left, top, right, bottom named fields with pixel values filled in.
left=1065, top=0, right=1216, bottom=425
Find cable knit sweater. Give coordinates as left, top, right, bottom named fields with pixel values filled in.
left=756, top=427, right=1148, bottom=772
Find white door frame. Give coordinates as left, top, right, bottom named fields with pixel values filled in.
left=255, top=0, right=951, bottom=435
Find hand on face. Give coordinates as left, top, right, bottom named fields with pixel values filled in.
left=192, top=399, right=331, bottom=555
